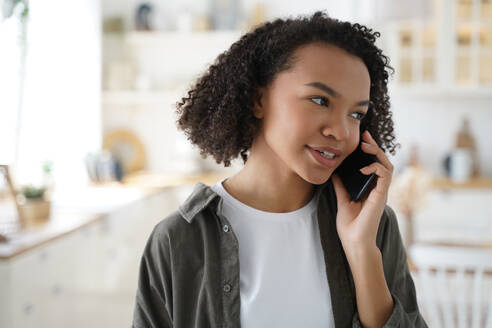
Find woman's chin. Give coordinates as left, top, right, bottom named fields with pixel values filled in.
left=301, top=170, right=333, bottom=185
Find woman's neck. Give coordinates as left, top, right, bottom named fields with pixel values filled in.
left=222, top=149, right=316, bottom=213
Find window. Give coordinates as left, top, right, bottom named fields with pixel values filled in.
left=1, top=0, right=102, bottom=188
left=0, top=4, right=25, bottom=165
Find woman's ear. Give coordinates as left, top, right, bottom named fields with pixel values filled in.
left=252, top=87, right=265, bottom=119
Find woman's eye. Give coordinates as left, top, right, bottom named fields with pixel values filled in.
left=351, top=112, right=367, bottom=121
left=310, top=96, right=329, bottom=107
left=310, top=96, right=366, bottom=121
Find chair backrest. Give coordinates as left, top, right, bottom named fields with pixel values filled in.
left=409, top=244, right=492, bottom=328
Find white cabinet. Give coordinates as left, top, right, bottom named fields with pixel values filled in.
left=8, top=230, right=81, bottom=327
left=387, top=0, right=492, bottom=92
left=394, top=188, right=492, bottom=245
left=1, top=184, right=195, bottom=328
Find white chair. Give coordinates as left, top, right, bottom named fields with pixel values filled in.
left=409, top=243, right=492, bottom=328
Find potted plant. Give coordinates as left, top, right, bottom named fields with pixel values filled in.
left=17, top=184, right=51, bottom=226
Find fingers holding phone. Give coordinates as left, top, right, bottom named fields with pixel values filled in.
left=333, top=131, right=379, bottom=202
left=359, top=130, right=394, bottom=203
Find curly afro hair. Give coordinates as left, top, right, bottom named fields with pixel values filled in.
left=175, top=10, right=400, bottom=167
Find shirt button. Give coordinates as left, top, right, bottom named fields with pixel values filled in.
left=223, top=224, right=229, bottom=232
left=223, top=284, right=231, bottom=293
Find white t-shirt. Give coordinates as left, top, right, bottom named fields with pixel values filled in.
left=211, top=178, right=335, bottom=328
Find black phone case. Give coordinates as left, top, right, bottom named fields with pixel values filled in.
left=333, top=140, right=378, bottom=202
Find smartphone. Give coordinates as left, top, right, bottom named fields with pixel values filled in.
left=333, top=135, right=379, bottom=202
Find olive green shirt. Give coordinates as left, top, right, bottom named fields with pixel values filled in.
left=132, top=179, right=428, bottom=327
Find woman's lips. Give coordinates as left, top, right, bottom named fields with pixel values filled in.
left=306, top=146, right=339, bottom=168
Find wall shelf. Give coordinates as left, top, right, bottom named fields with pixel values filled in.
left=121, top=30, right=244, bottom=46
left=388, top=84, right=492, bottom=98
left=102, top=89, right=186, bottom=105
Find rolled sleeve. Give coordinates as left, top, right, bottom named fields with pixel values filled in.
left=352, top=206, right=429, bottom=327
left=352, top=292, right=424, bottom=328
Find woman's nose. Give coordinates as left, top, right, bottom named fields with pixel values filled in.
left=321, top=113, right=350, bottom=141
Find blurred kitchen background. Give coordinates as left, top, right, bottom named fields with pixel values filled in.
left=1, top=0, right=492, bottom=327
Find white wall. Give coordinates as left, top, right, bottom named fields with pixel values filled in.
left=389, top=92, right=492, bottom=176
left=101, top=0, right=492, bottom=177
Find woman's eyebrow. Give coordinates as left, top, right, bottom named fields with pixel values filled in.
left=304, top=81, right=371, bottom=107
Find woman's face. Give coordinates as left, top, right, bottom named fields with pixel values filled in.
left=253, top=42, right=371, bottom=185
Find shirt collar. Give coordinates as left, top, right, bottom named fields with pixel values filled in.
left=178, top=178, right=334, bottom=224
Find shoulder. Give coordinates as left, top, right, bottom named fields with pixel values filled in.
left=142, top=210, right=190, bottom=257
left=376, top=204, right=402, bottom=251
left=379, top=204, right=399, bottom=234
left=144, top=204, right=217, bottom=256
left=151, top=210, right=185, bottom=238
left=376, top=204, right=410, bottom=278
left=146, top=210, right=180, bottom=241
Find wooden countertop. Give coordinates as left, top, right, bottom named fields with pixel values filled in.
left=120, top=170, right=231, bottom=188
left=0, top=170, right=230, bottom=260
left=432, top=176, right=492, bottom=189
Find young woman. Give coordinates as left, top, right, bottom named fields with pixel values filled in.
left=133, top=11, right=428, bottom=328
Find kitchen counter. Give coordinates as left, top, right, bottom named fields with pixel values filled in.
left=2, top=170, right=490, bottom=259
left=0, top=170, right=230, bottom=259
left=431, top=176, right=492, bottom=189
